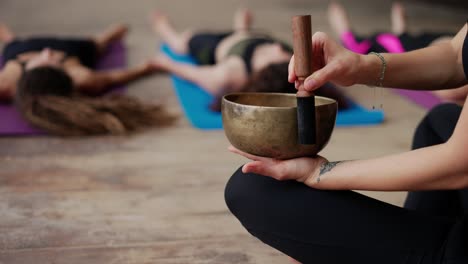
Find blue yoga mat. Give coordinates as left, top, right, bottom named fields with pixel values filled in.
left=161, top=45, right=384, bottom=129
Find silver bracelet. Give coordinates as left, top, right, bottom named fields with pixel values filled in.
left=369, top=52, right=387, bottom=87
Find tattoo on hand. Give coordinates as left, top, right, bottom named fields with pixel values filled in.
left=317, top=161, right=344, bottom=183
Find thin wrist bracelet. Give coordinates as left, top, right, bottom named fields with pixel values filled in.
left=369, top=52, right=387, bottom=87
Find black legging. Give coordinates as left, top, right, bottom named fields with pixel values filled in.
left=406, top=104, right=468, bottom=218
left=225, top=103, right=468, bottom=264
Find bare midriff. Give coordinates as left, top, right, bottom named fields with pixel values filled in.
left=215, top=32, right=253, bottom=62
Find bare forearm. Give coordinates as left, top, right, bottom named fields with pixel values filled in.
left=357, top=24, right=467, bottom=90
left=162, top=60, right=224, bottom=95
left=310, top=144, right=468, bottom=191
left=359, top=45, right=463, bottom=90
left=103, top=66, right=149, bottom=85
left=80, top=66, right=151, bottom=94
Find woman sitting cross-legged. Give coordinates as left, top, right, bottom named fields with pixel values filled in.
left=225, top=22, right=468, bottom=264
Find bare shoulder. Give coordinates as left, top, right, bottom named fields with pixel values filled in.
left=0, top=61, right=22, bottom=100
left=63, top=58, right=93, bottom=86
left=451, top=24, right=467, bottom=64
left=219, top=57, right=248, bottom=88
left=222, top=56, right=245, bottom=69
left=1, top=60, right=22, bottom=75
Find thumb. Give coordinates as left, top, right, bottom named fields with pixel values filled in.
left=303, top=62, right=338, bottom=91
left=242, top=161, right=272, bottom=176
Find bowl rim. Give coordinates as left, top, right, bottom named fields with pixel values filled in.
left=222, top=92, right=337, bottom=110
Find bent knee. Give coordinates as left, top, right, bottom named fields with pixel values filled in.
left=418, top=103, right=461, bottom=129
left=427, top=103, right=462, bottom=121
left=224, top=166, right=251, bottom=217
left=413, top=103, right=462, bottom=148
left=225, top=165, right=313, bottom=228
left=224, top=166, right=278, bottom=221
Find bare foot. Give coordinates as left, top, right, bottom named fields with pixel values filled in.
left=234, top=7, right=253, bottom=31
left=150, top=10, right=189, bottom=54
left=327, top=1, right=351, bottom=36
left=0, top=23, right=14, bottom=43
left=94, top=24, right=129, bottom=52
left=150, top=10, right=170, bottom=35
left=101, top=24, right=128, bottom=42
left=391, top=1, right=407, bottom=35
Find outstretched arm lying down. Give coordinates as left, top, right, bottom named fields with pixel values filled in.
left=68, top=60, right=159, bottom=95
left=151, top=53, right=247, bottom=95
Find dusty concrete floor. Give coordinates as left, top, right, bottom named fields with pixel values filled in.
left=0, top=0, right=466, bottom=263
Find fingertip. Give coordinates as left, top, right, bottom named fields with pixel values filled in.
left=312, top=31, right=328, bottom=42
left=288, top=56, right=296, bottom=83
left=288, top=72, right=296, bottom=83
left=243, top=162, right=259, bottom=174
left=304, top=77, right=319, bottom=91
left=241, top=164, right=250, bottom=173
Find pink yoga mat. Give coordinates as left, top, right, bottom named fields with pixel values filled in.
left=0, top=41, right=127, bottom=136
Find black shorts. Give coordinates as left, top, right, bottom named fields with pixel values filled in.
left=2, top=37, right=98, bottom=68
left=188, top=32, right=232, bottom=65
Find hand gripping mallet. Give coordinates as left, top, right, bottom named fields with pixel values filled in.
left=292, top=15, right=316, bottom=145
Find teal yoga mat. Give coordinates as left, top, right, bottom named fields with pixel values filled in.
left=161, top=44, right=384, bottom=129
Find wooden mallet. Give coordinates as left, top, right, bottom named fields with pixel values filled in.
left=292, top=15, right=316, bottom=145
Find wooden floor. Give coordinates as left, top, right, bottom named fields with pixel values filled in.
left=0, top=0, right=466, bottom=263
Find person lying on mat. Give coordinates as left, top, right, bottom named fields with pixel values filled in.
left=225, top=21, right=468, bottom=264
left=150, top=8, right=350, bottom=112
left=0, top=23, right=173, bottom=136
left=328, top=1, right=468, bottom=105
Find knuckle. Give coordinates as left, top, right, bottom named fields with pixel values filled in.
left=276, top=166, right=288, bottom=180
left=334, top=61, right=345, bottom=72
left=313, top=31, right=327, bottom=41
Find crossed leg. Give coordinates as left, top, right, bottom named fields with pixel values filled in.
left=233, top=7, right=253, bottom=32
left=327, top=1, right=352, bottom=37
left=150, top=7, right=254, bottom=55
left=150, top=11, right=192, bottom=54
left=391, top=1, right=407, bottom=36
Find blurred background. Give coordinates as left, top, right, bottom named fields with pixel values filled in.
left=0, top=0, right=466, bottom=263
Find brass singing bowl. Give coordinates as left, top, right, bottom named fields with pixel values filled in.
left=222, top=93, right=338, bottom=159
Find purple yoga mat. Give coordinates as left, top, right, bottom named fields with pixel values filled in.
left=392, top=89, right=442, bottom=110
left=0, top=41, right=127, bottom=136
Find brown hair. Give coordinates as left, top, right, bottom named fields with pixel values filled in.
left=209, top=62, right=350, bottom=111
left=210, top=62, right=295, bottom=111
left=242, top=62, right=296, bottom=94
left=16, top=66, right=175, bottom=136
